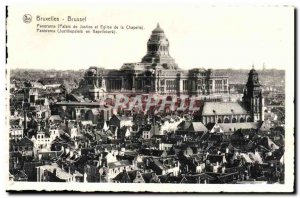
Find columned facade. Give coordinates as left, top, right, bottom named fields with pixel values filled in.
left=78, top=24, right=229, bottom=98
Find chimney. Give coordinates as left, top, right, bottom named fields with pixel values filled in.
left=84, top=171, right=87, bottom=183
left=38, top=153, right=42, bottom=161
left=37, top=122, right=41, bottom=131
left=151, top=172, right=156, bottom=178
left=99, top=155, right=102, bottom=166
left=24, top=111, right=27, bottom=131
left=65, top=147, right=70, bottom=154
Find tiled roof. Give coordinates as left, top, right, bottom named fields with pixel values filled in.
left=115, top=115, right=133, bottom=121
left=259, top=121, right=271, bottom=132
left=142, top=172, right=157, bottom=183
left=240, top=153, right=252, bottom=163
left=158, top=174, right=182, bottom=183
left=14, top=137, right=33, bottom=146
left=81, top=120, right=93, bottom=125
left=202, top=102, right=247, bottom=116
left=55, top=168, right=73, bottom=180
left=206, top=154, right=225, bottom=164
left=112, top=170, right=142, bottom=182
left=259, top=136, right=279, bottom=150
left=10, top=119, right=21, bottom=126
left=248, top=152, right=263, bottom=164
left=108, top=160, right=132, bottom=168
left=177, top=121, right=192, bottom=130
left=38, top=151, right=63, bottom=160
left=150, top=125, right=161, bottom=135
left=139, top=149, right=166, bottom=157
left=217, top=122, right=260, bottom=132
left=49, top=115, right=62, bottom=121
left=190, top=122, right=208, bottom=132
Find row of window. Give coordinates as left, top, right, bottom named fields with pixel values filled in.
left=203, top=116, right=252, bottom=124
left=166, top=80, right=177, bottom=91
left=107, top=80, right=122, bottom=90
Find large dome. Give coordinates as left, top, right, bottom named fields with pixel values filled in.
left=141, top=23, right=178, bottom=69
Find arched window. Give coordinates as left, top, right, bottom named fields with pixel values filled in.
left=232, top=118, right=237, bottom=123
left=240, top=117, right=245, bottom=123
left=217, top=118, right=222, bottom=123
left=246, top=117, right=252, bottom=122
left=224, top=118, right=230, bottom=123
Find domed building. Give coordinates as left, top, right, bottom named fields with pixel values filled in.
left=81, top=23, right=229, bottom=99
left=141, top=23, right=178, bottom=69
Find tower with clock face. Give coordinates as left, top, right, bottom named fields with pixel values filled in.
left=243, top=66, right=264, bottom=122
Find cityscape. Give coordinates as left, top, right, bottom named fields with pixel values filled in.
left=9, top=24, right=285, bottom=184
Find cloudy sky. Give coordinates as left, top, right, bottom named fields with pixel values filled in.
left=7, top=5, right=294, bottom=70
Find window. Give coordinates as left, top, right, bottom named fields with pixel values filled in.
left=246, top=117, right=252, bottom=122
left=183, top=80, right=188, bottom=91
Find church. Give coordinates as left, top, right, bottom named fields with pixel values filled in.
left=78, top=23, right=229, bottom=99
left=201, top=67, right=264, bottom=124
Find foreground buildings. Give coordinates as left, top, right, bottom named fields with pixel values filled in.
left=9, top=24, right=284, bottom=184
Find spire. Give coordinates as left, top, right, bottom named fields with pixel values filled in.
left=252, top=64, right=254, bottom=70
left=152, top=23, right=164, bottom=33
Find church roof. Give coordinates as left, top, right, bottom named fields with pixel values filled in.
left=217, top=122, right=260, bottom=132
left=202, top=102, right=247, bottom=116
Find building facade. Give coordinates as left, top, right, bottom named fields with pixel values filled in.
left=78, top=24, right=229, bottom=99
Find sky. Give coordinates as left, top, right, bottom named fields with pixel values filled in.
left=7, top=5, right=294, bottom=70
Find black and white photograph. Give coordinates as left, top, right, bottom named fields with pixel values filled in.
left=5, top=4, right=295, bottom=193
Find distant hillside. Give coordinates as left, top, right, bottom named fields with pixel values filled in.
left=9, top=69, right=85, bottom=83
left=9, top=68, right=285, bottom=87
left=213, top=69, right=285, bottom=86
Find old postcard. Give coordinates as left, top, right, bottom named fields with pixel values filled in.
left=5, top=5, right=294, bottom=193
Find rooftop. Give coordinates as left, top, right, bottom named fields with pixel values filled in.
left=202, top=102, right=247, bottom=116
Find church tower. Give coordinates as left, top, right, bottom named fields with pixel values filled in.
left=243, top=66, right=264, bottom=122
left=141, top=23, right=178, bottom=69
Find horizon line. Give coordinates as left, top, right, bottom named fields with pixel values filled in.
left=7, top=67, right=285, bottom=71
